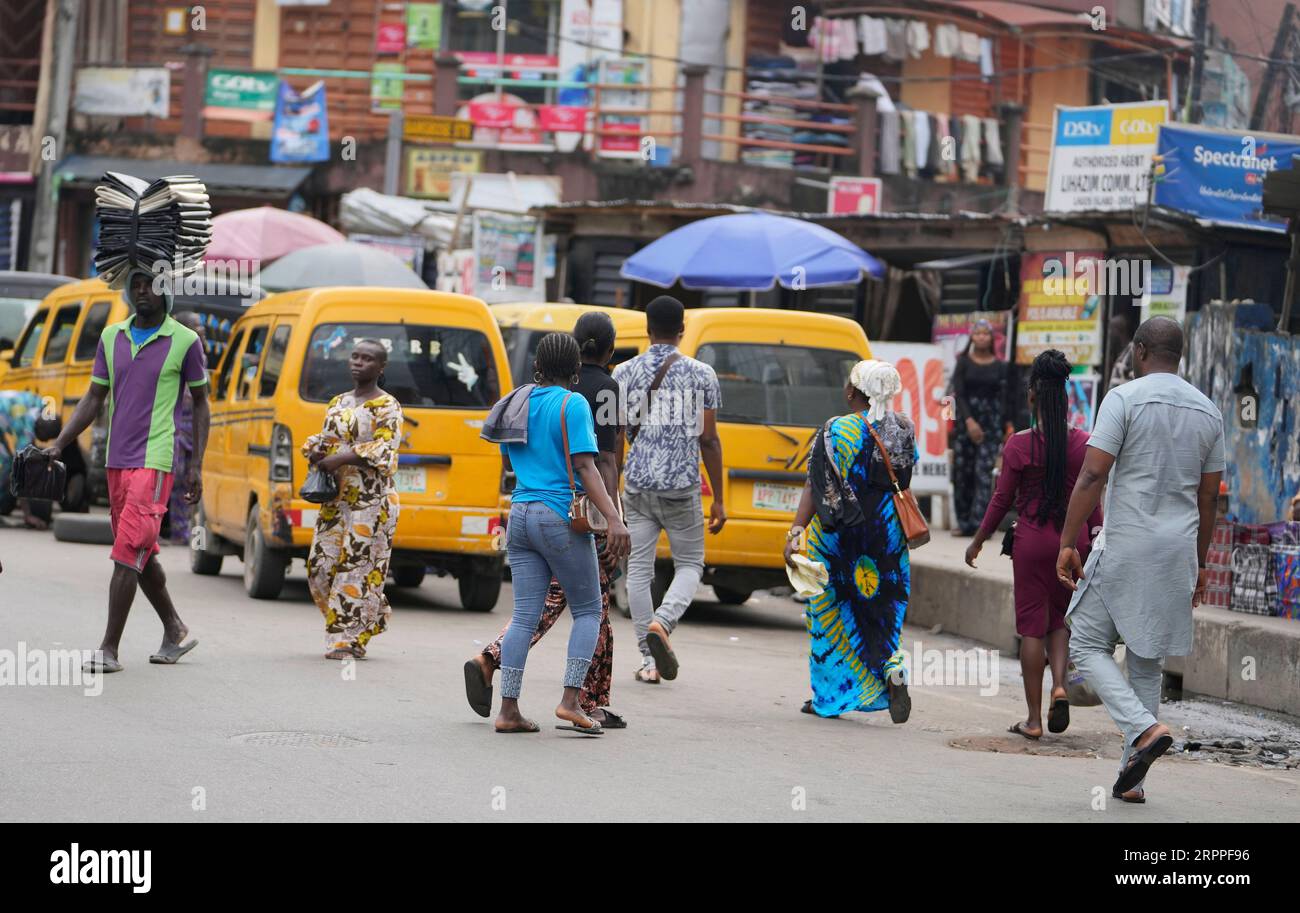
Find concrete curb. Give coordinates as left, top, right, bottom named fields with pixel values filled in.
left=908, top=539, right=1300, bottom=717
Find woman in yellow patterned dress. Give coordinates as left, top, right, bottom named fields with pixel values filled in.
left=302, top=340, right=403, bottom=660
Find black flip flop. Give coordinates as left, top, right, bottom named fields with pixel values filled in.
left=463, top=659, right=492, bottom=718
left=645, top=629, right=678, bottom=681
left=801, top=699, right=839, bottom=718
left=593, top=709, right=627, bottom=729
left=82, top=657, right=123, bottom=674
left=495, top=720, right=540, bottom=734
left=887, top=675, right=911, bottom=724
left=1048, top=697, right=1070, bottom=733
left=1008, top=721, right=1042, bottom=741
left=149, top=639, right=198, bottom=664
left=1112, top=787, right=1146, bottom=804
left=556, top=714, right=603, bottom=736
left=1114, top=732, right=1174, bottom=794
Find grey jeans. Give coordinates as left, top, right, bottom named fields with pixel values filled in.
left=1068, top=589, right=1164, bottom=792
left=624, top=488, right=705, bottom=665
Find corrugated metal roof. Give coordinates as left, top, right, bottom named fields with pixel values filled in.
left=54, top=156, right=313, bottom=196
left=532, top=198, right=1006, bottom=223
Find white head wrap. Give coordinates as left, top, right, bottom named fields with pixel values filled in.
left=848, top=359, right=901, bottom=424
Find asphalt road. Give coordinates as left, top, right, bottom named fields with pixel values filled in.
left=2, top=522, right=1298, bottom=822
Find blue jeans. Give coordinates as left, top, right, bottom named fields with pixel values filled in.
left=499, top=500, right=603, bottom=700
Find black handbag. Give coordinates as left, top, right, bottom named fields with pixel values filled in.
left=9, top=445, right=66, bottom=501
left=1000, top=520, right=1016, bottom=557
left=298, top=466, right=339, bottom=504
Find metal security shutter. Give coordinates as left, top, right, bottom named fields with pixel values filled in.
left=591, top=248, right=635, bottom=308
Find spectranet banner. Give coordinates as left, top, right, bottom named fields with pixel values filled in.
left=1153, top=122, right=1300, bottom=232
left=1044, top=100, right=1167, bottom=212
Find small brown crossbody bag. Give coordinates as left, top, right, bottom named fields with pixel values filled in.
left=863, top=420, right=930, bottom=549
left=559, top=393, right=611, bottom=534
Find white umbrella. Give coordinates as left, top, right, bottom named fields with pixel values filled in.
left=257, top=241, right=427, bottom=292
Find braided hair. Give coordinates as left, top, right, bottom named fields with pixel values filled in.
left=533, top=331, right=580, bottom=384
left=573, top=311, right=616, bottom=363
left=1029, top=348, right=1072, bottom=526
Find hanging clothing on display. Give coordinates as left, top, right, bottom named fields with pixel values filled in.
left=884, top=19, right=907, bottom=63
left=840, top=17, right=860, bottom=59
left=879, top=109, right=901, bottom=174
left=983, top=117, right=1004, bottom=168
left=934, top=23, right=959, bottom=58
left=912, top=110, right=931, bottom=172
left=809, top=17, right=837, bottom=63
left=960, top=114, right=983, bottom=182
left=958, top=31, right=982, bottom=63
left=858, top=16, right=887, bottom=56
left=979, top=38, right=995, bottom=78
left=900, top=108, right=916, bottom=177
left=926, top=113, right=944, bottom=174
left=906, top=20, right=930, bottom=58
left=933, top=113, right=953, bottom=178
left=949, top=116, right=964, bottom=179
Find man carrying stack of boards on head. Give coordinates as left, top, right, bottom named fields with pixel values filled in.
left=43, top=172, right=214, bottom=673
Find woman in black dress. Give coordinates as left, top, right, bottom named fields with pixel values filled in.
left=951, top=319, right=1016, bottom=535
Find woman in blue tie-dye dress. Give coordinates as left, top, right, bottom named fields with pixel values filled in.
left=784, top=360, right=918, bottom=722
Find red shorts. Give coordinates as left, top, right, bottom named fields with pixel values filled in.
left=107, top=468, right=174, bottom=572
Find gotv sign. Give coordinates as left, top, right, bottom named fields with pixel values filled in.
left=1045, top=100, right=1168, bottom=213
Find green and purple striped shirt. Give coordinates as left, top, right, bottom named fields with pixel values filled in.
left=91, top=315, right=208, bottom=473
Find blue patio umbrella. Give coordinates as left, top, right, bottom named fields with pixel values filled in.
left=619, top=211, right=885, bottom=290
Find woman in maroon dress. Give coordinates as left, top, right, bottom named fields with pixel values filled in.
left=964, top=349, right=1102, bottom=739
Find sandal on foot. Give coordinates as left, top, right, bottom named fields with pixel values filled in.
left=555, top=713, right=603, bottom=736
left=495, top=720, right=540, bottom=734
left=645, top=624, right=678, bottom=681
left=801, top=699, right=839, bottom=718
left=82, top=657, right=123, bottom=674
left=1008, top=721, right=1042, bottom=741
left=324, top=648, right=353, bottom=661
left=463, top=658, right=492, bottom=718
left=1114, top=728, right=1173, bottom=795
left=149, top=640, right=198, bottom=664
left=593, top=709, right=627, bottom=729
left=887, top=674, right=911, bottom=724
left=1048, top=696, right=1070, bottom=733
left=634, top=666, right=660, bottom=684
left=1112, top=787, right=1146, bottom=804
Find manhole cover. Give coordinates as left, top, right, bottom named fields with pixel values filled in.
left=948, top=733, right=1113, bottom=760
left=231, top=731, right=367, bottom=748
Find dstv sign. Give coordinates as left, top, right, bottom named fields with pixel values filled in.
left=1045, top=101, right=1169, bottom=212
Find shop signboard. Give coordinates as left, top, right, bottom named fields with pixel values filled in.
left=1044, top=101, right=1167, bottom=212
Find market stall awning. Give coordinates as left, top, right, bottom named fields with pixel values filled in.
left=53, top=156, right=313, bottom=198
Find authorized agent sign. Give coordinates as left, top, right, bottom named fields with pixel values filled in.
left=1044, top=100, right=1167, bottom=212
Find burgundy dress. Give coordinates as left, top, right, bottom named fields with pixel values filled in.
left=977, top=428, right=1103, bottom=638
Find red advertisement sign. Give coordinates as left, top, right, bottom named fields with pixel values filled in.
left=456, top=51, right=559, bottom=74
left=600, top=120, right=641, bottom=153
left=467, top=101, right=520, bottom=128
left=376, top=23, right=406, bottom=54
left=828, top=176, right=883, bottom=215
left=536, top=104, right=587, bottom=132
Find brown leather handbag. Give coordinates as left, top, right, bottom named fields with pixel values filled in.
left=559, top=393, right=610, bottom=534
left=864, top=420, right=930, bottom=549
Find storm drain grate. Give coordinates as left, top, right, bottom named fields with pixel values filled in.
left=231, top=731, right=368, bottom=749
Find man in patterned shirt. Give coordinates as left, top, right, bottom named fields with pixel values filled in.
left=45, top=269, right=209, bottom=673
left=613, top=296, right=726, bottom=684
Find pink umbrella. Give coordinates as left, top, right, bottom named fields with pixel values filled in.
left=207, top=206, right=345, bottom=264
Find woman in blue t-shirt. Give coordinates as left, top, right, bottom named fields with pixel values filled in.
left=495, top=333, right=630, bottom=735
